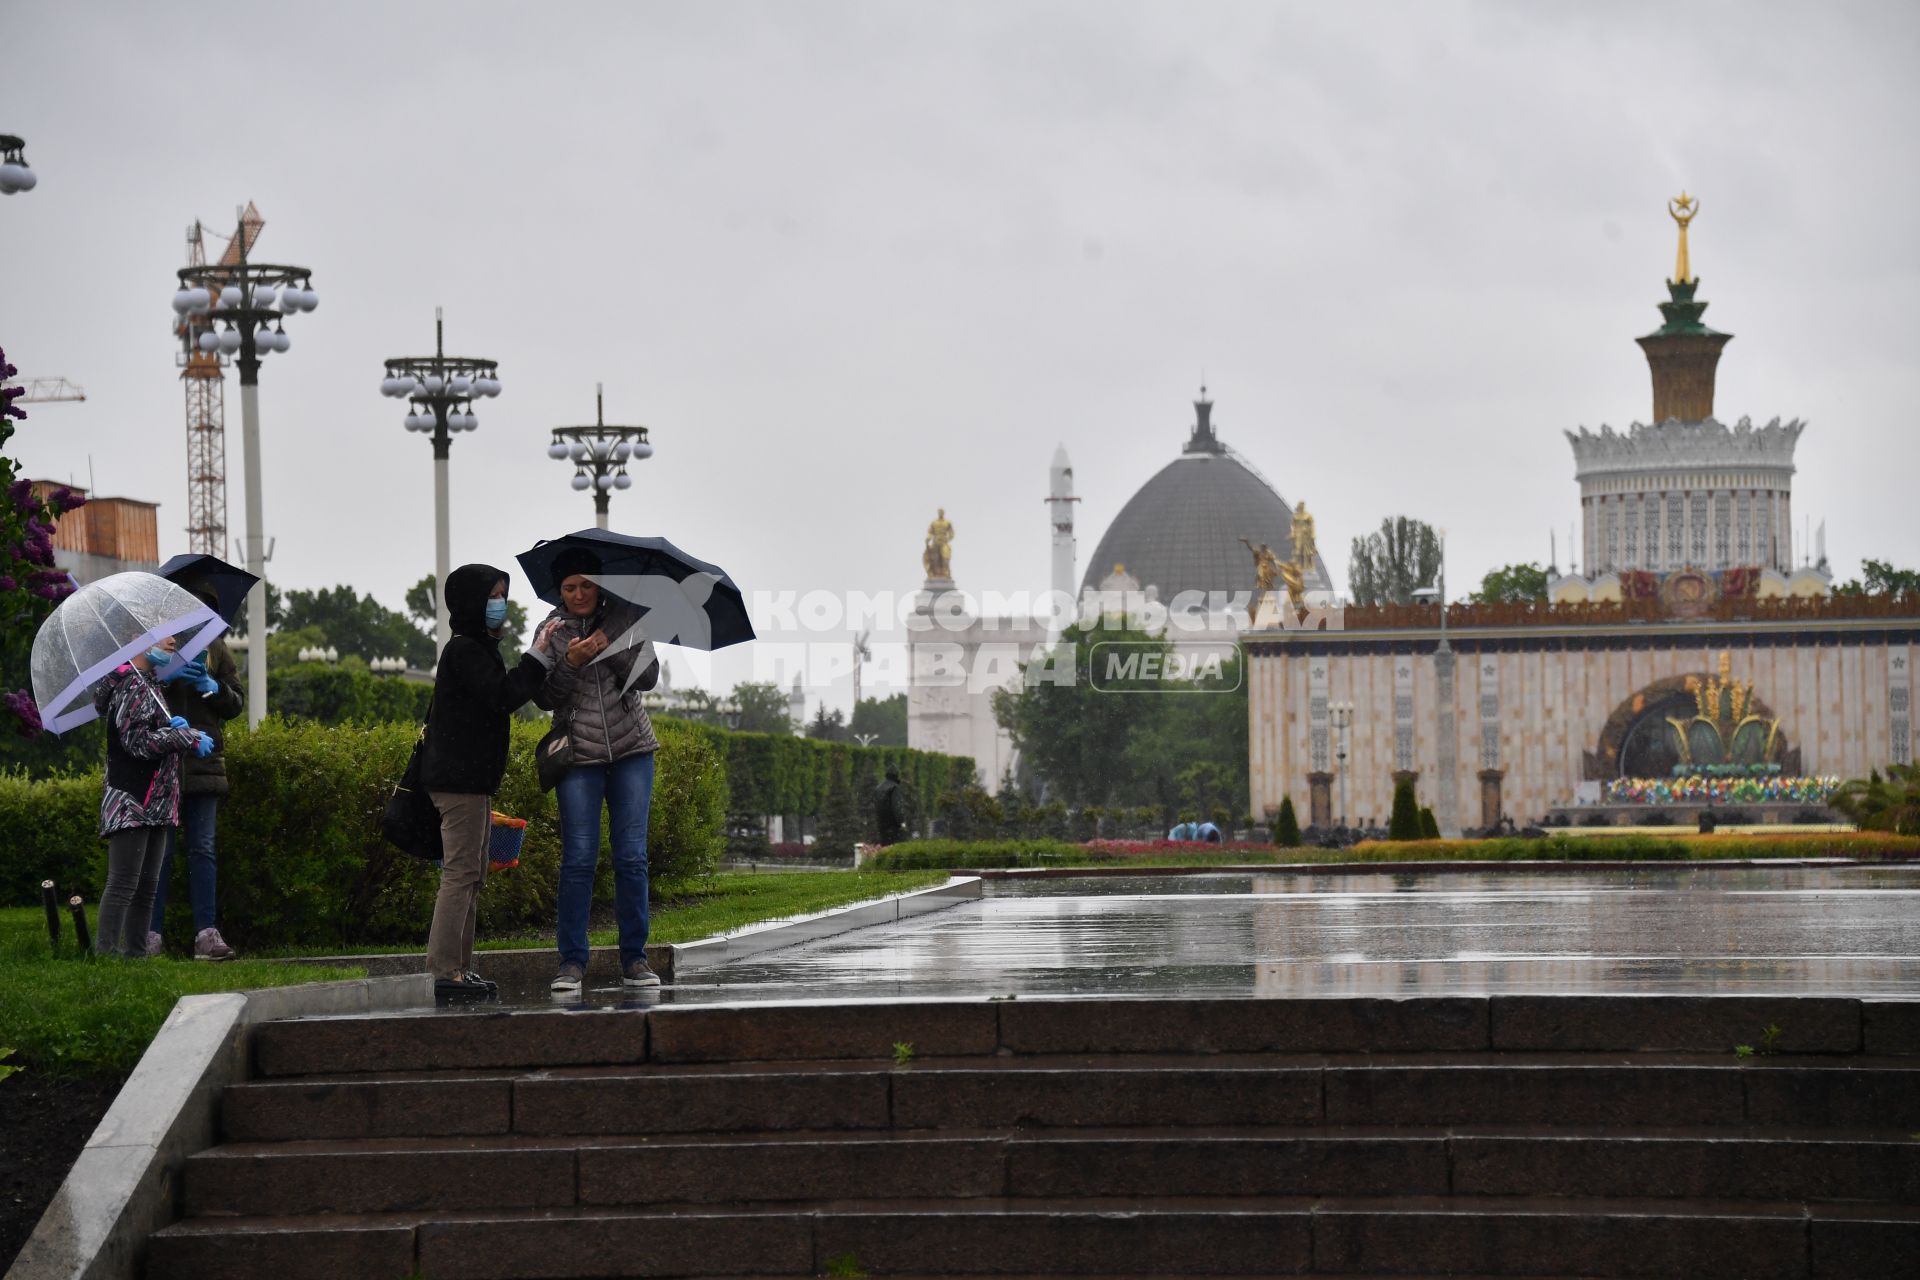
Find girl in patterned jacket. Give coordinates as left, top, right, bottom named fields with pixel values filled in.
left=92, top=636, right=211, bottom=957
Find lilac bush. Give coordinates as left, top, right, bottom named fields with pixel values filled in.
left=1, top=344, right=85, bottom=738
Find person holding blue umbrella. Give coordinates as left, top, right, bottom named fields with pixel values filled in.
left=146, top=554, right=255, bottom=961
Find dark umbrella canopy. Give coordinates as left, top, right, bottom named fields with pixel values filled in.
left=156, top=553, right=260, bottom=624
left=515, top=529, right=754, bottom=651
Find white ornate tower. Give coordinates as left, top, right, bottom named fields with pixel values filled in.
left=1047, top=444, right=1078, bottom=605
left=1555, top=195, right=1827, bottom=598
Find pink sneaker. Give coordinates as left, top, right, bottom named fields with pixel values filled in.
left=193, top=927, right=236, bottom=961
left=144, top=931, right=163, bottom=958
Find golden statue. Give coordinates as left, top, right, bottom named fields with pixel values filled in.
left=1668, top=191, right=1698, bottom=284
left=922, top=507, right=954, bottom=581
left=1241, top=536, right=1305, bottom=608
left=1289, top=501, right=1317, bottom=572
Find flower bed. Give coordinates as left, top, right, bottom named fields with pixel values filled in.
left=1605, top=775, right=1839, bottom=805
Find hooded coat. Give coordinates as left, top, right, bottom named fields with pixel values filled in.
left=94, top=664, right=202, bottom=837
left=420, top=563, right=546, bottom=795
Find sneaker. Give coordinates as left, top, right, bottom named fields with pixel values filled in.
left=464, top=970, right=498, bottom=992
left=434, top=975, right=497, bottom=1005
left=192, top=927, right=235, bottom=962
left=622, top=958, right=661, bottom=988
left=550, top=962, right=585, bottom=993
left=144, top=931, right=164, bottom=958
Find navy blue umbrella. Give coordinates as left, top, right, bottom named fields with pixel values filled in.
left=156, top=553, right=260, bottom=624
left=515, top=529, right=754, bottom=651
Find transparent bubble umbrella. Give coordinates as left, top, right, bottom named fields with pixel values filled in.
left=30, top=572, right=227, bottom=735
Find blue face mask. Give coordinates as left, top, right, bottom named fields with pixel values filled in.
left=144, top=647, right=172, bottom=671
left=484, top=598, right=509, bottom=630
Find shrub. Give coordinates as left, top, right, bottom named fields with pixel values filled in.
left=0, top=770, right=101, bottom=905
left=3, top=715, right=727, bottom=949
left=1388, top=779, right=1422, bottom=841
left=812, top=748, right=863, bottom=859
left=1418, top=807, right=1440, bottom=840
left=1273, top=796, right=1302, bottom=848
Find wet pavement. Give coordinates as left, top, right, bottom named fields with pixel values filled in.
left=496, top=864, right=1920, bottom=1008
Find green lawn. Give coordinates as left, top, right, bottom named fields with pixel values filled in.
left=0, top=907, right=355, bottom=1077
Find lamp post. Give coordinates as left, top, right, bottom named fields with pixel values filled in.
left=172, top=215, right=317, bottom=729
left=0, top=136, right=37, bottom=194
left=1330, top=700, right=1354, bottom=829
left=381, top=309, right=501, bottom=655
left=547, top=384, right=652, bottom=529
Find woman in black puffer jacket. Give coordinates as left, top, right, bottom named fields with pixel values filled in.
left=420, top=563, right=546, bottom=1001
left=529, top=547, right=660, bottom=993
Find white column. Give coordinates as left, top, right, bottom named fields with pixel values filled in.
left=434, top=450, right=451, bottom=654
left=239, top=380, right=267, bottom=729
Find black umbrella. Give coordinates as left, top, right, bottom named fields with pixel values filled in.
left=156, top=553, right=260, bottom=624
left=515, top=529, right=754, bottom=651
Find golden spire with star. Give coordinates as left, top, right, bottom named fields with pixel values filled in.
left=1668, top=191, right=1698, bottom=285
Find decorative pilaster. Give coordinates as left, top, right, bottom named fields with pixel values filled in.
left=1434, top=646, right=1460, bottom=838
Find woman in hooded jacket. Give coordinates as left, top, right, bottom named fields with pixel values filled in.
left=93, top=634, right=213, bottom=957
left=528, top=548, right=662, bottom=992
left=420, top=563, right=547, bottom=1001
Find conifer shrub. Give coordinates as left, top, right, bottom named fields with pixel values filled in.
left=1274, top=796, right=1303, bottom=847
left=1388, top=778, right=1423, bottom=841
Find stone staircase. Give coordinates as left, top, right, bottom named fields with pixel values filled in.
left=147, top=995, right=1919, bottom=1278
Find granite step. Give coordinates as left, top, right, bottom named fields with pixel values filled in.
left=180, top=1127, right=1920, bottom=1218
left=242, top=994, right=1920, bottom=1078
left=144, top=1196, right=1920, bottom=1279
left=219, top=1054, right=1920, bottom=1142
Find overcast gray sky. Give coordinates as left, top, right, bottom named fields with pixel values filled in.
left=5, top=0, right=1916, bottom=712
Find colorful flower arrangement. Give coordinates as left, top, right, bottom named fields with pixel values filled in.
left=1605, top=775, right=1839, bottom=806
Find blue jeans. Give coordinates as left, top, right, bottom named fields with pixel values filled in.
left=555, top=751, right=654, bottom=969
left=152, top=793, right=220, bottom=935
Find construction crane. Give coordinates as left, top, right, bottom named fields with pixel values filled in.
left=176, top=203, right=264, bottom=556
left=16, top=377, right=86, bottom=403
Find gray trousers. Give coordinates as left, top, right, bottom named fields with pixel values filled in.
left=426, top=792, right=493, bottom=980
left=99, top=826, right=169, bottom=957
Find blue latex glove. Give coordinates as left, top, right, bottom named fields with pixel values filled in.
left=169, top=715, right=190, bottom=730
left=158, top=658, right=195, bottom=683
left=192, top=672, right=219, bottom=695
left=194, top=732, right=215, bottom=758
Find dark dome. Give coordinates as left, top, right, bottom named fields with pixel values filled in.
left=1081, top=396, right=1329, bottom=604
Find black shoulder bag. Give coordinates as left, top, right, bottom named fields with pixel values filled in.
left=381, top=698, right=444, bottom=861
left=536, top=701, right=574, bottom=792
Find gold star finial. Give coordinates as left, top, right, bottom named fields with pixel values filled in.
left=1667, top=192, right=1699, bottom=284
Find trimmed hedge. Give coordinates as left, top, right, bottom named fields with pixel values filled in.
left=1, top=715, right=727, bottom=950
left=868, top=831, right=1920, bottom=872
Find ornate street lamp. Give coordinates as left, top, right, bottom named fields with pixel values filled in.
left=0, top=136, right=37, bottom=194
left=546, top=384, right=651, bottom=530
left=172, top=213, right=318, bottom=728
left=1330, top=700, right=1354, bottom=830
left=380, top=309, right=501, bottom=654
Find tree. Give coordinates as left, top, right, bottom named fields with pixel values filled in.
left=1, top=347, right=84, bottom=741
left=1273, top=796, right=1302, bottom=847
left=850, top=693, right=907, bottom=746
left=281, top=585, right=436, bottom=668
left=226, top=583, right=284, bottom=636
left=1834, top=560, right=1920, bottom=597
left=1388, top=778, right=1422, bottom=841
left=806, top=703, right=847, bottom=741
left=813, top=749, right=864, bottom=857
left=1469, top=562, right=1550, bottom=604
left=995, top=621, right=1247, bottom=816
left=731, top=681, right=796, bottom=735
left=1349, top=517, right=1442, bottom=606
left=1418, top=806, right=1441, bottom=840
left=1830, top=764, right=1920, bottom=836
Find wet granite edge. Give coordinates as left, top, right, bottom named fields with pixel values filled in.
left=280, top=874, right=985, bottom=985
left=967, top=857, right=1912, bottom=879
left=4, top=973, right=431, bottom=1280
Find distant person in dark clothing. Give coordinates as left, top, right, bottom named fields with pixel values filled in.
left=420, top=563, right=546, bottom=1001
left=873, top=764, right=909, bottom=845
left=147, top=580, right=244, bottom=961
